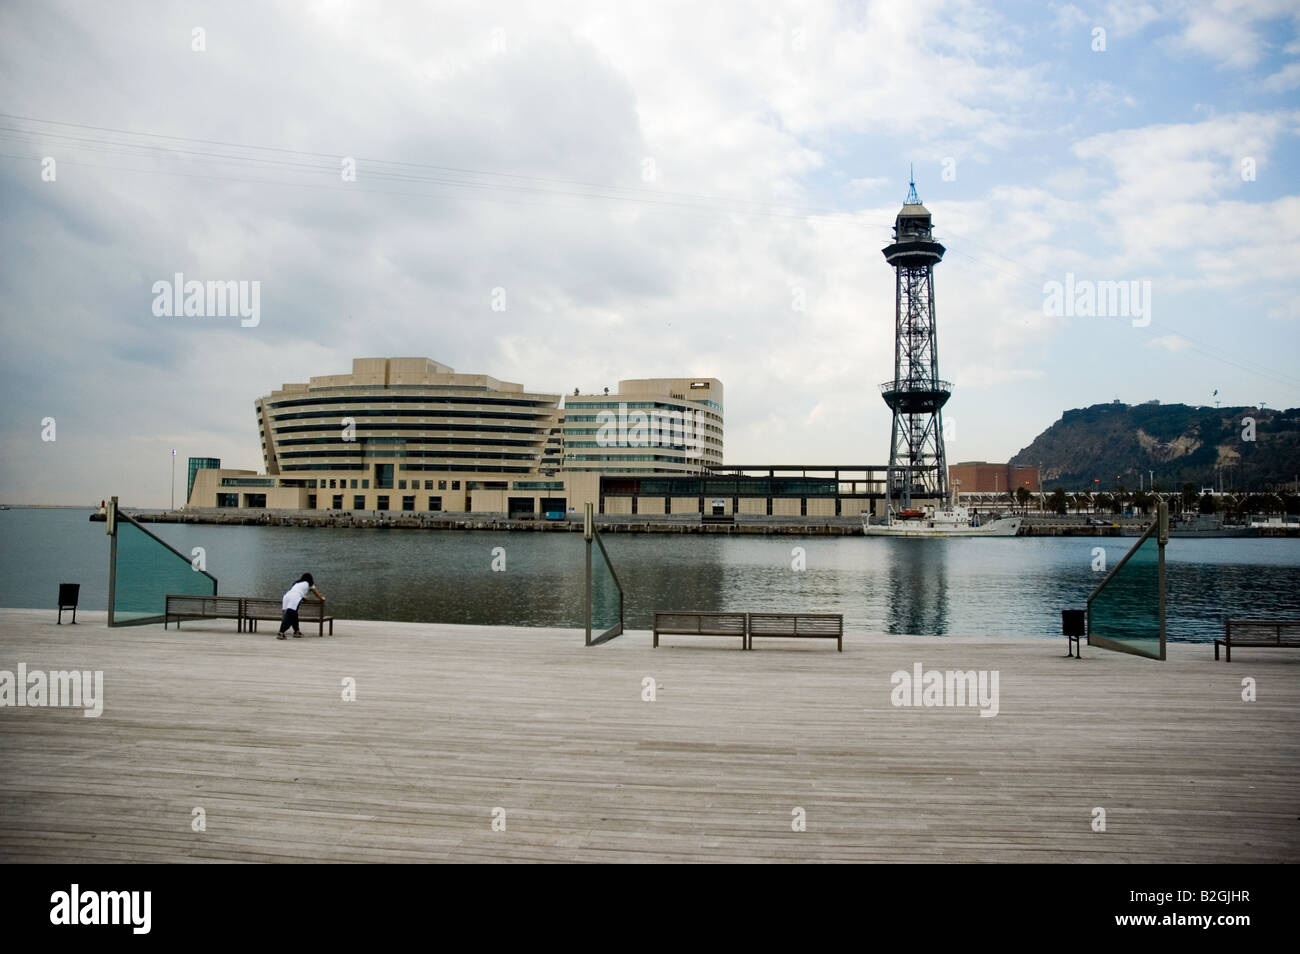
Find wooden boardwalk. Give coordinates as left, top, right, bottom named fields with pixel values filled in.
left=0, top=608, right=1296, bottom=863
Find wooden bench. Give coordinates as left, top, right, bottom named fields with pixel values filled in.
left=165, top=595, right=245, bottom=631
left=747, top=613, right=843, bottom=652
left=1216, top=619, right=1300, bottom=661
left=242, top=597, right=334, bottom=636
left=653, top=611, right=747, bottom=649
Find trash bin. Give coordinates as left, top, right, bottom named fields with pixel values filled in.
left=1062, top=609, right=1086, bottom=658
left=57, top=583, right=80, bottom=625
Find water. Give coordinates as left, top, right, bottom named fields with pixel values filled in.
left=2, top=508, right=1297, bottom=640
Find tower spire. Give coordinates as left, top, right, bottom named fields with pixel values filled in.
left=905, top=163, right=919, bottom=204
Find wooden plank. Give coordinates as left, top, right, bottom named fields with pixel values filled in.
left=0, top=608, right=1296, bottom=863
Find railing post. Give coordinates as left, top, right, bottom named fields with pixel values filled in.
left=584, top=503, right=593, bottom=646
left=106, top=496, right=118, bottom=627
left=1158, top=501, right=1168, bottom=660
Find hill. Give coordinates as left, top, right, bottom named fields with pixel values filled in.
left=1008, top=401, right=1300, bottom=491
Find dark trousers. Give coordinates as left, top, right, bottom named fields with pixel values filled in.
left=279, top=608, right=300, bottom=634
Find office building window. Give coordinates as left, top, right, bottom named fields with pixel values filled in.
left=377, top=495, right=390, bottom=511
left=402, top=495, right=415, bottom=511
left=427, top=496, right=442, bottom=511
left=438, top=480, right=447, bottom=490
left=354, top=495, right=365, bottom=509
left=333, top=495, right=343, bottom=509
left=452, top=481, right=461, bottom=490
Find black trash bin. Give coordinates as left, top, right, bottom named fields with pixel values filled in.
left=57, top=583, right=80, bottom=624
left=1062, top=608, right=1086, bottom=658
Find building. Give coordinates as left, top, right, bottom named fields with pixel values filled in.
left=560, top=378, right=723, bottom=475
left=190, top=357, right=562, bottom=515
left=186, top=457, right=220, bottom=504
left=948, top=461, right=1041, bottom=495
left=187, top=358, right=903, bottom=519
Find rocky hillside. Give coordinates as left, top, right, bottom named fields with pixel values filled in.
left=1009, top=402, right=1300, bottom=491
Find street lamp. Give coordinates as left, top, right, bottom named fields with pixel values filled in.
left=171, top=449, right=176, bottom=510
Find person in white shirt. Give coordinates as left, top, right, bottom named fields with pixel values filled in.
left=277, top=573, right=326, bottom=639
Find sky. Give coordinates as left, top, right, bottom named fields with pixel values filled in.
left=1, top=0, right=1298, bottom=507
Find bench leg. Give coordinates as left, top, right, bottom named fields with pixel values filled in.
left=653, top=631, right=658, bottom=648
left=837, top=635, right=842, bottom=652
left=1214, top=641, right=1219, bottom=661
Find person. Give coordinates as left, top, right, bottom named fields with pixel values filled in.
left=277, top=573, right=325, bottom=639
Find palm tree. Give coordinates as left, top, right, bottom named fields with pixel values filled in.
left=1047, top=487, right=1068, bottom=515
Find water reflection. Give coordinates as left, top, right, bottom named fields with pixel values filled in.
left=884, top=539, right=950, bottom=635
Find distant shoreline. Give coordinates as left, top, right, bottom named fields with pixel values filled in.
left=80, top=508, right=1298, bottom=537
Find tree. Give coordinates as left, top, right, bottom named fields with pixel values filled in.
left=1131, top=490, right=1152, bottom=515
left=1094, top=492, right=1113, bottom=513
left=1015, top=486, right=1031, bottom=510
left=1181, top=482, right=1198, bottom=514
left=1048, top=487, right=1068, bottom=515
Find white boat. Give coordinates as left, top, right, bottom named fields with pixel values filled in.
left=862, top=503, right=1022, bottom=537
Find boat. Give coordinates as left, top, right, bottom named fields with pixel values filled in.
left=862, top=506, right=1022, bottom=536
left=862, top=500, right=1022, bottom=537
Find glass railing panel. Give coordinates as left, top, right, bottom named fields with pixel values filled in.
left=1086, top=508, right=1166, bottom=659
left=110, top=512, right=217, bottom=625
left=589, top=533, right=623, bottom=644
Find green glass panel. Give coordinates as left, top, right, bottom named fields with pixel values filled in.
left=590, top=536, right=621, bottom=640
left=112, top=519, right=215, bottom=623
left=1088, top=534, right=1162, bottom=658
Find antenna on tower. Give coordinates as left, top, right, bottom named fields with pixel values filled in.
left=906, top=164, right=920, bottom=204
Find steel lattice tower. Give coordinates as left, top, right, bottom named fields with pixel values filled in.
left=880, top=174, right=950, bottom=511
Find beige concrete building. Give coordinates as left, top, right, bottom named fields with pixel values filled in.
left=560, top=377, right=723, bottom=475
left=191, top=357, right=565, bottom=516
left=188, top=359, right=885, bottom=519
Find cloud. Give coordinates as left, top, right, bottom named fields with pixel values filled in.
left=0, top=0, right=1298, bottom=504
left=1262, top=62, right=1300, bottom=92
left=1147, top=334, right=1190, bottom=352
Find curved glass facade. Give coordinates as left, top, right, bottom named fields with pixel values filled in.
left=257, top=359, right=560, bottom=479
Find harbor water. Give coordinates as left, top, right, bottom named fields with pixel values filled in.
left=2, top=508, right=1297, bottom=640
